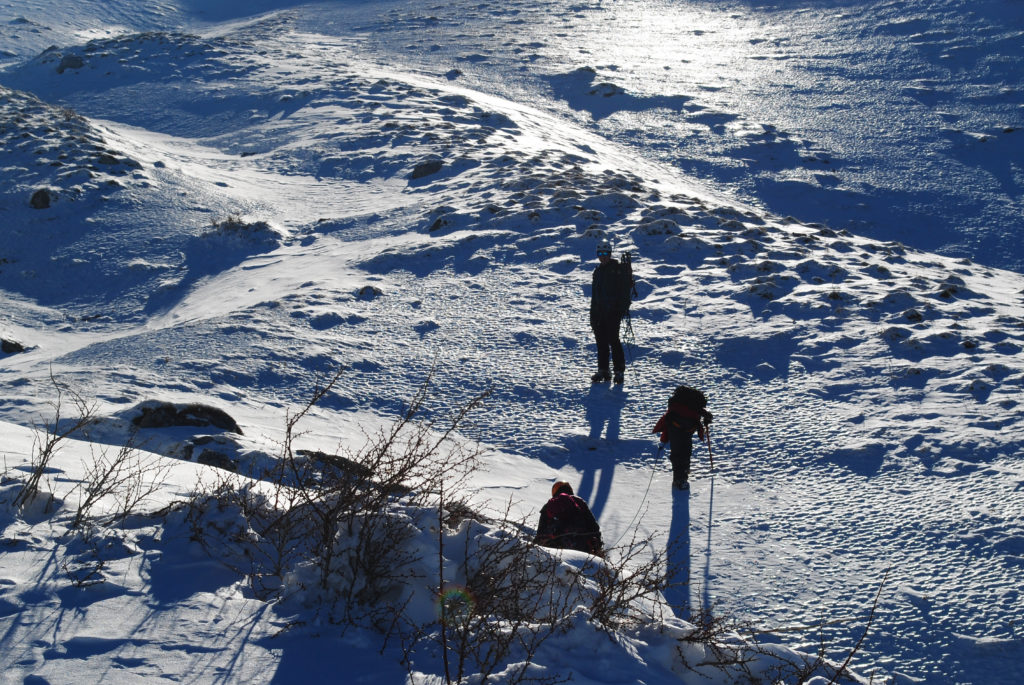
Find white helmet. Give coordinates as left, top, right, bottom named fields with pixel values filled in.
left=596, top=239, right=612, bottom=256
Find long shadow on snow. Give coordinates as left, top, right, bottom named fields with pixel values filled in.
left=570, top=384, right=646, bottom=523
left=666, top=489, right=691, bottom=620
left=584, top=383, right=625, bottom=442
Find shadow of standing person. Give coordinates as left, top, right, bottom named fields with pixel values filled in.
left=665, top=486, right=692, bottom=621
left=585, top=383, right=625, bottom=441
left=702, top=474, right=715, bottom=615
left=575, top=463, right=614, bottom=521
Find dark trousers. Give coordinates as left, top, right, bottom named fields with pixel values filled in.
left=667, top=425, right=694, bottom=484
left=591, top=316, right=624, bottom=372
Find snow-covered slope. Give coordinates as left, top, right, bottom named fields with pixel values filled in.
left=337, top=0, right=1024, bottom=271
left=2, top=2, right=1023, bottom=684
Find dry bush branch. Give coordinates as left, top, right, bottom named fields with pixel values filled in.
left=588, top=528, right=683, bottom=633
left=71, top=430, right=172, bottom=528
left=14, top=371, right=96, bottom=511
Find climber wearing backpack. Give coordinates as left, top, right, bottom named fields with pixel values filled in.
left=652, top=385, right=714, bottom=490
left=534, top=481, right=603, bottom=555
left=589, top=239, right=633, bottom=384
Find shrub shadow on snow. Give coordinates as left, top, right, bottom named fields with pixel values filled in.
left=145, top=531, right=245, bottom=604
left=265, top=631, right=406, bottom=683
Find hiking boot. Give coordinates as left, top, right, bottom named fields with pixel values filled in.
left=591, top=369, right=611, bottom=383
left=672, top=479, right=689, bottom=491
left=613, top=371, right=624, bottom=384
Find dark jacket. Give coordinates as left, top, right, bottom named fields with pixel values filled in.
left=590, top=259, right=632, bottom=326
left=653, top=403, right=712, bottom=443
left=535, top=493, right=603, bottom=555
left=652, top=386, right=713, bottom=443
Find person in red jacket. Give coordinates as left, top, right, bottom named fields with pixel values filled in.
left=652, top=385, right=713, bottom=490
left=534, top=481, right=603, bottom=555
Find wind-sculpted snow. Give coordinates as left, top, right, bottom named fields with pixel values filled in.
left=1, top=3, right=1024, bottom=684
left=0, top=86, right=142, bottom=193
left=339, top=0, right=1024, bottom=271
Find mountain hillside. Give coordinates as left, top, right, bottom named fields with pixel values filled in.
left=2, top=2, right=1023, bottom=684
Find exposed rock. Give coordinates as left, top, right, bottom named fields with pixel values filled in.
left=131, top=401, right=243, bottom=434
left=357, top=285, right=383, bottom=300
left=56, top=54, right=84, bottom=74
left=298, top=449, right=373, bottom=479
left=195, top=449, right=237, bottom=472
left=30, top=188, right=53, bottom=209
left=1, top=339, right=26, bottom=354
left=409, top=159, right=444, bottom=179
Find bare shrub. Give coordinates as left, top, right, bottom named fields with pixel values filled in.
left=672, top=572, right=888, bottom=684
left=61, top=546, right=107, bottom=588
left=13, top=372, right=96, bottom=511
left=675, top=605, right=760, bottom=679
left=276, top=370, right=489, bottom=621
left=71, top=430, right=173, bottom=528
left=183, top=368, right=491, bottom=624
left=425, top=497, right=576, bottom=685
left=588, top=528, right=683, bottom=633
left=392, top=495, right=699, bottom=685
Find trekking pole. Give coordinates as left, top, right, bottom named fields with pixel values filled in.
left=706, top=425, right=714, bottom=470
left=612, top=440, right=661, bottom=549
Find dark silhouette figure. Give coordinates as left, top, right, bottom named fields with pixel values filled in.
left=653, top=385, right=713, bottom=490
left=534, top=481, right=603, bottom=555
left=589, top=240, right=633, bottom=384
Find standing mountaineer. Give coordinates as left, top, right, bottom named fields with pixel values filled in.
left=653, top=385, right=714, bottom=490
left=534, top=481, right=603, bottom=555
left=589, top=239, right=633, bottom=384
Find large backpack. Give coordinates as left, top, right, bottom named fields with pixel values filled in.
left=670, top=385, right=707, bottom=412
left=544, top=495, right=599, bottom=553
left=621, top=251, right=638, bottom=301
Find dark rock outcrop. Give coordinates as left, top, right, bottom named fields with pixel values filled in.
left=30, top=188, right=53, bottom=209
left=1, top=339, right=26, bottom=355
left=131, top=401, right=243, bottom=434
left=409, top=159, right=444, bottom=179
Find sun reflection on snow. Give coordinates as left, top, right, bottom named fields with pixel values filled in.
left=565, top=1, right=769, bottom=97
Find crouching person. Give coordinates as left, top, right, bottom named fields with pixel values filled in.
left=534, top=481, right=603, bottom=556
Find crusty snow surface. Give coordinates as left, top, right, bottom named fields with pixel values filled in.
left=1, top=1, right=1022, bottom=684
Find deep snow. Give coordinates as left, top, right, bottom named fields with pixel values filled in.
left=1, top=1, right=1023, bottom=684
